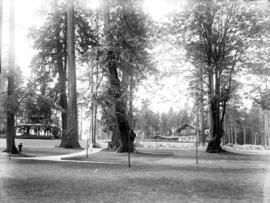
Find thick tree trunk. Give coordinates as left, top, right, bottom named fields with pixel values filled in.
left=106, top=51, right=135, bottom=152
left=103, top=1, right=135, bottom=152
left=59, top=87, right=67, bottom=135
left=58, top=47, right=68, bottom=137
left=60, top=0, right=80, bottom=148
left=128, top=76, right=134, bottom=128
left=206, top=99, right=223, bottom=153
left=6, top=113, right=17, bottom=153
left=5, top=0, right=18, bottom=154
left=206, top=72, right=221, bottom=152
left=54, top=0, right=68, bottom=140
left=206, top=70, right=224, bottom=153
left=120, top=68, right=129, bottom=112
left=108, top=115, right=121, bottom=150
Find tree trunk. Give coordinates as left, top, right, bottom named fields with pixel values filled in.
left=106, top=51, right=135, bottom=152
left=264, top=111, right=270, bottom=146
left=5, top=0, right=18, bottom=154
left=206, top=99, right=223, bottom=152
left=93, top=103, right=98, bottom=144
left=200, top=72, right=205, bottom=144
left=224, top=114, right=229, bottom=144
left=197, top=40, right=205, bottom=144
left=93, top=59, right=100, bottom=146
left=267, top=113, right=270, bottom=146
left=128, top=76, right=134, bottom=128
left=54, top=0, right=68, bottom=140
left=234, top=123, right=238, bottom=144
left=228, top=122, right=231, bottom=143
left=207, top=70, right=214, bottom=141
left=58, top=65, right=67, bottom=137
left=121, top=68, right=129, bottom=111
left=242, top=120, right=246, bottom=145
left=206, top=69, right=224, bottom=153
left=90, top=63, right=96, bottom=146
left=60, top=0, right=80, bottom=148
left=229, top=123, right=231, bottom=143
left=93, top=12, right=100, bottom=146
left=108, top=109, right=121, bottom=150
left=103, top=2, right=135, bottom=153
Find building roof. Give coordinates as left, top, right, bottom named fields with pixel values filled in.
left=176, top=123, right=197, bottom=134
left=152, top=135, right=179, bottom=140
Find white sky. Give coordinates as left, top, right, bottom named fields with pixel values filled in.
left=2, top=0, right=45, bottom=76
left=2, top=0, right=192, bottom=113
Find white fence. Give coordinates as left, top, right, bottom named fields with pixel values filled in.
left=135, top=140, right=199, bottom=150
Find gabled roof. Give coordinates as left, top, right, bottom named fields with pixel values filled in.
left=176, top=123, right=197, bottom=133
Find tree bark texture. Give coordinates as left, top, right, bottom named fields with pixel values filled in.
left=54, top=0, right=68, bottom=141
left=128, top=76, right=134, bottom=129
left=263, top=110, right=270, bottom=146
left=206, top=69, right=224, bottom=153
left=60, top=0, right=80, bottom=148
left=6, top=0, right=18, bottom=154
left=57, top=29, right=68, bottom=138
left=90, top=63, right=96, bottom=145
left=200, top=71, right=205, bottom=144
left=93, top=60, right=99, bottom=146
left=107, top=50, right=135, bottom=152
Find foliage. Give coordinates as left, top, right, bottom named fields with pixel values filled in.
left=98, top=0, right=154, bottom=152
left=28, top=1, right=97, bottom=94
left=103, top=0, right=153, bottom=82
left=135, top=100, right=193, bottom=138
left=175, top=1, right=266, bottom=152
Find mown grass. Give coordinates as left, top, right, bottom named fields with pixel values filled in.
left=1, top=139, right=270, bottom=202
left=1, top=159, right=268, bottom=203
left=0, top=138, right=85, bottom=156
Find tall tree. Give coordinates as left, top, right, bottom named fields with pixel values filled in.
left=28, top=3, right=69, bottom=136
left=54, top=0, right=68, bottom=137
left=6, top=0, right=18, bottom=153
left=180, top=2, right=264, bottom=152
left=103, top=0, right=152, bottom=152
left=60, top=0, right=80, bottom=148
left=29, top=1, right=96, bottom=147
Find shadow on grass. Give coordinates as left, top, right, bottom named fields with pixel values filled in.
left=2, top=163, right=265, bottom=202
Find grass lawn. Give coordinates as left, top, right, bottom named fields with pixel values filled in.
left=65, top=148, right=270, bottom=169
left=0, top=138, right=86, bottom=157
left=1, top=139, right=270, bottom=202
left=1, top=158, right=269, bottom=202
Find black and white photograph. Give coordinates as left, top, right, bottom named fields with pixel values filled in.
left=1, top=0, right=270, bottom=202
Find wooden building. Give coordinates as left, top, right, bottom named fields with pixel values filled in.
left=176, top=124, right=198, bottom=142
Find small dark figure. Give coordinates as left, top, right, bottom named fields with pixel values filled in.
left=18, top=143, right=22, bottom=154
